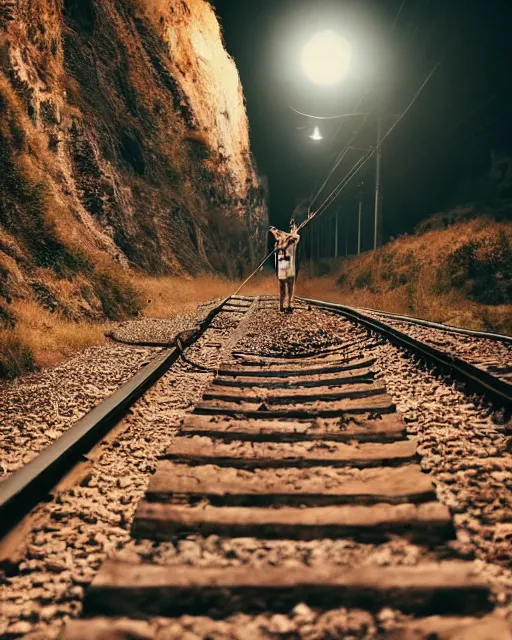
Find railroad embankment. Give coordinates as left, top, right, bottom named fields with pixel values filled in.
left=298, top=215, right=512, bottom=335
left=0, top=0, right=267, bottom=377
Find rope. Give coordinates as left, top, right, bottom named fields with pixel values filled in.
left=106, top=325, right=221, bottom=372
left=104, top=331, right=174, bottom=348
left=175, top=336, right=218, bottom=373
left=231, top=248, right=276, bottom=297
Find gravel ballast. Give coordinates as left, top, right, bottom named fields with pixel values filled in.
left=0, top=303, right=238, bottom=639
left=357, top=309, right=512, bottom=374
left=0, top=344, right=156, bottom=480
left=1, top=299, right=511, bottom=639
left=0, top=312, right=213, bottom=481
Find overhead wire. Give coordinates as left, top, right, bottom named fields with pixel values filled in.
left=288, top=107, right=370, bottom=120
left=384, top=92, right=502, bottom=184
left=231, top=0, right=440, bottom=295
left=391, top=0, right=406, bottom=30
left=313, top=150, right=374, bottom=218
left=300, top=59, right=441, bottom=233
left=380, top=62, right=440, bottom=145
left=309, top=113, right=371, bottom=209
left=303, top=0, right=410, bottom=219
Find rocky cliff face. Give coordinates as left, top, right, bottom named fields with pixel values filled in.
left=0, top=0, right=267, bottom=323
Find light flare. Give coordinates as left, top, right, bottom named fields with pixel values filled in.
left=310, top=126, right=323, bottom=141
left=302, top=30, right=352, bottom=85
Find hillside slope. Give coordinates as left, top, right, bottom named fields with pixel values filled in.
left=298, top=216, right=512, bottom=334
left=0, top=0, right=267, bottom=330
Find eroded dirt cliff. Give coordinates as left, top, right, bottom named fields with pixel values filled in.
left=0, top=0, right=267, bottom=325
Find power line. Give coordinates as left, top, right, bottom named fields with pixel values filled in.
left=303, top=61, right=441, bottom=228
left=307, top=96, right=371, bottom=209
left=391, top=0, right=406, bottom=30
left=288, top=107, right=370, bottom=120
left=315, top=150, right=374, bottom=217
left=384, top=92, right=502, bottom=184
left=296, top=149, right=374, bottom=237
left=309, top=114, right=371, bottom=209
left=380, top=62, right=440, bottom=145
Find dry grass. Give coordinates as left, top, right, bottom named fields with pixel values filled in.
left=7, top=302, right=106, bottom=372
left=0, top=273, right=275, bottom=380
left=296, top=273, right=504, bottom=329
left=132, top=273, right=275, bottom=318
left=0, top=328, right=35, bottom=379
left=4, top=215, right=509, bottom=382
left=304, top=217, right=512, bottom=335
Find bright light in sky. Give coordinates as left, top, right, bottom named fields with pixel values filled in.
left=310, top=126, right=323, bottom=141
left=301, top=31, right=352, bottom=85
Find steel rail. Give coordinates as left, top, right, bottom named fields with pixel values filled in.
left=0, top=297, right=232, bottom=540
left=354, top=307, right=512, bottom=343
left=299, top=297, right=512, bottom=410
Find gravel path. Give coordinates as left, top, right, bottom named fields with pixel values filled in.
left=109, top=315, right=197, bottom=345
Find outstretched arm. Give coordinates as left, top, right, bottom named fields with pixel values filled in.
left=285, top=232, right=300, bottom=248
left=269, top=226, right=287, bottom=242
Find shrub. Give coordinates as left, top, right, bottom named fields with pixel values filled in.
left=353, top=269, right=373, bottom=289
left=444, top=231, right=512, bottom=305
left=0, top=330, right=35, bottom=378
left=91, top=270, right=143, bottom=319
left=314, top=261, right=331, bottom=277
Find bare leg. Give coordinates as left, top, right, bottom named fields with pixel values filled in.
left=278, top=280, right=286, bottom=311
left=287, top=277, right=295, bottom=309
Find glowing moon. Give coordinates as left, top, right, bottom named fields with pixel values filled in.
left=301, top=31, right=352, bottom=85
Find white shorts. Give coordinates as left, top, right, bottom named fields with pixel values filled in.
left=277, top=259, right=294, bottom=280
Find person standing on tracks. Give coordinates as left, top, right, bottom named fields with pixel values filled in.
left=269, top=220, right=300, bottom=313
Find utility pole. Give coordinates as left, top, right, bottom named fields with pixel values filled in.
left=358, top=198, right=362, bottom=255
left=334, top=208, right=339, bottom=258
left=373, top=105, right=383, bottom=251
left=345, top=214, right=348, bottom=256
left=357, top=181, right=364, bottom=255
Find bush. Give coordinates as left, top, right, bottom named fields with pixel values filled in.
left=444, top=231, right=512, bottom=305
left=0, top=330, right=35, bottom=378
left=314, top=261, right=331, bottom=277
left=91, top=271, right=143, bottom=319
left=353, top=269, right=373, bottom=289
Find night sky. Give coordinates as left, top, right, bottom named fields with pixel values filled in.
left=211, top=0, right=512, bottom=249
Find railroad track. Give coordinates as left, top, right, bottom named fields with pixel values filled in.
left=1, top=296, right=511, bottom=639
left=299, top=298, right=512, bottom=408
left=353, top=305, right=512, bottom=386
